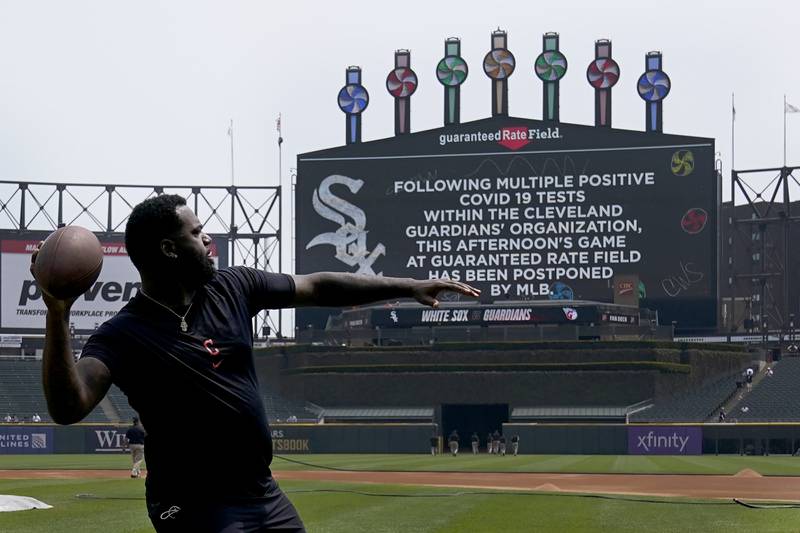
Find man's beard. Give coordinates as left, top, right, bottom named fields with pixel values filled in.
left=171, top=250, right=217, bottom=288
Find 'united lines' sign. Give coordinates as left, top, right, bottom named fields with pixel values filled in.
left=0, top=427, right=53, bottom=454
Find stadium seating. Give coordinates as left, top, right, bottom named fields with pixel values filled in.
left=0, top=359, right=115, bottom=422
left=261, top=388, right=321, bottom=422
left=734, top=358, right=800, bottom=422
left=0, top=359, right=51, bottom=422
left=319, top=407, right=433, bottom=423
left=512, top=405, right=631, bottom=422
left=629, top=371, right=740, bottom=422
left=107, top=385, right=138, bottom=422
left=0, top=359, right=314, bottom=425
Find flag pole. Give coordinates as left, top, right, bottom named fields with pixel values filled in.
left=277, top=113, right=283, bottom=271
left=277, top=113, right=283, bottom=193
left=229, top=118, right=235, bottom=186
left=276, top=114, right=284, bottom=337
left=731, top=93, right=736, bottom=171
left=784, top=94, right=788, bottom=167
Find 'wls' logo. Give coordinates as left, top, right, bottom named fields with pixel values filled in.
left=306, top=175, right=385, bottom=275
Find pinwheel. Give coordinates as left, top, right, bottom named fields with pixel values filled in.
left=671, top=150, right=695, bottom=176
left=437, top=56, right=468, bottom=86
left=637, top=69, right=671, bottom=102
left=586, top=58, right=619, bottom=89
left=535, top=51, right=567, bottom=82
left=337, top=84, right=369, bottom=114
left=386, top=68, right=418, bottom=98
left=483, top=49, right=516, bottom=79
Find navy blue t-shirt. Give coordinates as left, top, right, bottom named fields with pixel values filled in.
left=81, top=267, right=295, bottom=502
left=125, top=425, right=145, bottom=445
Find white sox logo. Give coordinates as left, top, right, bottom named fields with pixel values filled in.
left=306, top=175, right=385, bottom=275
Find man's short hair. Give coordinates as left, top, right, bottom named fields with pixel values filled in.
left=125, top=195, right=187, bottom=271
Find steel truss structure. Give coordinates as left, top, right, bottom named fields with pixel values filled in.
left=0, top=180, right=282, bottom=338
left=728, top=165, right=800, bottom=338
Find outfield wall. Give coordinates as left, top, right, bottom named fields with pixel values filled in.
left=0, top=423, right=437, bottom=454
left=3, top=422, right=797, bottom=455
left=503, top=423, right=800, bottom=455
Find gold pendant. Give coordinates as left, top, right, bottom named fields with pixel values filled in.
left=180, top=319, right=188, bottom=332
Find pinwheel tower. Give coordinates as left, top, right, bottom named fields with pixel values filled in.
left=335, top=29, right=673, bottom=143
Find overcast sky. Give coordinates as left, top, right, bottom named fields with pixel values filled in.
left=1, top=0, right=798, bottom=220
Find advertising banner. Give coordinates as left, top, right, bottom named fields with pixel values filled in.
left=0, top=426, right=54, bottom=454
left=268, top=424, right=435, bottom=453
left=84, top=425, right=129, bottom=453
left=627, top=426, right=702, bottom=455
left=0, top=233, right=228, bottom=333
left=297, top=117, right=716, bottom=330
left=366, top=304, right=611, bottom=328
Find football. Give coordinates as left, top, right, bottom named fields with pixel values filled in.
left=33, top=225, right=103, bottom=300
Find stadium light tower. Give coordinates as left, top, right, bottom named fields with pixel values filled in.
left=535, top=32, right=567, bottom=122
left=637, top=51, right=671, bottom=133
left=386, top=50, right=418, bottom=135
left=483, top=29, right=515, bottom=117
left=337, top=66, right=369, bottom=145
left=586, top=39, right=619, bottom=127
left=437, top=38, right=468, bottom=126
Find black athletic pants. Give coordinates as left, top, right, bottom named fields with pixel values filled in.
left=147, top=483, right=305, bottom=533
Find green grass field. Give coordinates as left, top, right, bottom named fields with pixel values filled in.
left=0, top=454, right=799, bottom=532
left=3, top=453, right=800, bottom=476
left=269, top=453, right=800, bottom=476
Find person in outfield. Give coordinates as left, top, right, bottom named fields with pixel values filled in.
left=34, top=194, right=480, bottom=533
left=124, top=416, right=145, bottom=478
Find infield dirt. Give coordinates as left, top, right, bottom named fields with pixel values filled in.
left=2, top=469, right=798, bottom=502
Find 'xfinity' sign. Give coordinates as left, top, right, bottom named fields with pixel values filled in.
left=627, top=426, right=702, bottom=455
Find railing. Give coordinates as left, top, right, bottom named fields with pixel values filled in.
left=0, top=179, right=285, bottom=337
left=298, top=324, right=675, bottom=346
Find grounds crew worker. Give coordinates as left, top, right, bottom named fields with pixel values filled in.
left=124, top=416, right=146, bottom=478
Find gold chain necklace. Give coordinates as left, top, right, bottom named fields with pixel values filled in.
left=139, top=290, right=193, bottom=332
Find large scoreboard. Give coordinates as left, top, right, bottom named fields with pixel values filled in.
left=296, top=116, right=717, bottom=331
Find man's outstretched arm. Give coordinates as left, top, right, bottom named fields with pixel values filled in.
left=41, top=300, right=111, bottom=424
left=32, top=247, right=112, bottom=425
left=291, top=272, right=480, bottom=308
